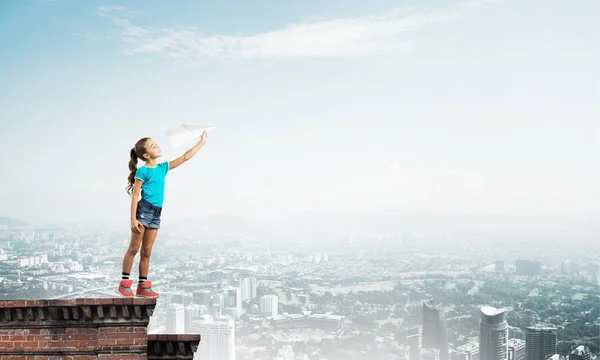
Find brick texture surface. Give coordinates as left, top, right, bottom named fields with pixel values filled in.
left=148, top=334, right=201, bottom=360
left=0, top=298, right=156, bottom=358
left=0, top=298, right=201, bottom=359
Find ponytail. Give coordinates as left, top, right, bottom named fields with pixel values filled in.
left=126, top=148, right=138, bottom=196
left=126, top=137, right=150, bottom=196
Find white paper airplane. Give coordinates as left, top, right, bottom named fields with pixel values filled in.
left=165, top=124, right=215, bottom=148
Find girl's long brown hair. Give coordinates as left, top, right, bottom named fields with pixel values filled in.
left=126, top=137, right=149, bottom=196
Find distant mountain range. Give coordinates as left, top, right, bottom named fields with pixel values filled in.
left=168, top=209, right=600, bottom=243
left=0, top=217, right=30, bottom=228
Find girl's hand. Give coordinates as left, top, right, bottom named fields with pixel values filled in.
left=200, top=129, right=208, bottom=144
left=131, top=220, right=143, bottom=234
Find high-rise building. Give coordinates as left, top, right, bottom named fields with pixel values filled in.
left=568, top=346, right=591, bottom=360
left=226, top=287, right=242, bottom=311
left=166, top=303, right=185, bottom=334
left=452, top=351, right=468, bottom=360
left=408, top=333, right=421, bottom=360
left=508, top=339, right=526, bottom=360
left=240, top=278, right=251, bottom=301
left=185, top=304, right=200, bottom=334
left=221, top=291, right=229, bottom=309
left=183, top=293, right=193, bottom=306
left=260, top=294, right=278, bottom=317
left=190, top=316, right=235, bottom=360
left=479, top=306, right=509, bottom=360
left=455, top=341, right=479, bottom=360
left=193, top=290, right=212, bottom=307
left=422, top=301, right=449, bottom=360
left=251, top=277, right=257, bottom=299
left=239, top=277, right=258, bottom=301
left=525, top=324, right=557, bottom=360
left=213, top=293, right=225, bottom=309
left=211, top=304, right=221, bottom=318
left=171, top=293, right=184, bottom=305
left=421, top=348, right=439, bottom=360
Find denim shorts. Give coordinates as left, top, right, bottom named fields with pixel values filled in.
left=136, top=198, right=162, bottom=229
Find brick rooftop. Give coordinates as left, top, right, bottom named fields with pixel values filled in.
left=0, top=298, right=201, bottom=360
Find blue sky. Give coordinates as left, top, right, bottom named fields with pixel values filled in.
left=1, top=0, right=599, bottom=225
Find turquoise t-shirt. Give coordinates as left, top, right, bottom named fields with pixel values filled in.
left=135, top=162, right=169, bottom=207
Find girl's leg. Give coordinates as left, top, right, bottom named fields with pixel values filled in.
left=122, top=228, right=146, bottom=274
left=139, top=228, right=158, bottom=278
left=119, top=227, right=145, bottom=297
left=136, top=228, right=159, bottom=298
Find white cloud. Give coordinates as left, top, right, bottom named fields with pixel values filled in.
left=461, top=0, right=501, bottom=8
left=96, top=5, right=142, bottom=18
left=98, top=6, right=461, bottom=61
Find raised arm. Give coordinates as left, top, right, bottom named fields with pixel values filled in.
left=169, top=130, right=208, bottom=170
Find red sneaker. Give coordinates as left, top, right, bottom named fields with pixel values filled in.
left=118, top=279, right=135, bottom=297
left=136, top=280, right=159, bottom=298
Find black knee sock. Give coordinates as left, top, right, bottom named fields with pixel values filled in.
left=122, top=272, right=130, bottom=280
left=139, top=276, right=147, bottom=284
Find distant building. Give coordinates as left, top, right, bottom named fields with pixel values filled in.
left=568, top=346, right=591, bottom=360
left=269, top=312, right=344, bottom=331
left=211, top=303, right=221, bottom=318
left=422, top=348, right=439, bottom=360
left=508, top=338, right=526, bottom=360
left=171, top=292, right=184, bottom=304
left=560, top=260, right=579, bottom=275
left=251, top=277, right=257, bottom=299
left=166, top=303, right=185, bottom=334
left=396, top=327, right=420, bottom=345
left=182, top=293, right=193, bottom=306
left=515, top=260, right=542, bottom=276
left=455, top=341, right=479, bottom=360
left=190, top=316, right=235, bottom=360
left=525, top=324, right=557, bottom=360
left=226, top=287, right=241, bottom=311
left=193, top=289, right=212, bottom=307
left=239, top=277, right=257, bottom=301
left=307, top=313, right=344, bottom=331
left=185, top=304, right=200, bottom=333
left=479, top=306, right=509, bottom=360
left=422, top=301, right=449, bottom=360
left=213, top=293, right=225, bottom=309
left=260, top=294, right=278, bottom=317
left=408, top=333, right=421, bottom=360
left=495, top=261, right=504, bottom=272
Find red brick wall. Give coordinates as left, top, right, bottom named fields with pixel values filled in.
left=0, top=298, right=155, bottom=359
left=0, top=298, right=201, bottom=359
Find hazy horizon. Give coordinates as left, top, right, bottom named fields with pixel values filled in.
left=1, top=0, right=599, bottom=226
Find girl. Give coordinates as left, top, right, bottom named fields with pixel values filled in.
left=118, top=130, right=208, bottom=298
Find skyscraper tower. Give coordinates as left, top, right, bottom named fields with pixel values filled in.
left=525, top=324, right=557, bottom=360
left=250, top=277, right=257, bottom=299
left=422, top=300, right=449, bottom=360
left=166, top=303, right=185, bottom=334
left=190, top=316, right=235, bottom=360
left=568, top=346, right=591, bottom=360
left=239, top=278, right=252, bottom=301
left=479, top=306, right=510, bottom=360
left=226, top=287, right=242, bottom=311
left=260, top=294, right=279, bottom=317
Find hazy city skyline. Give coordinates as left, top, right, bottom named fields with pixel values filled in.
left=1, top=0, right=599, bottom=226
